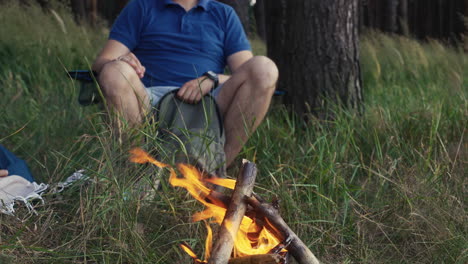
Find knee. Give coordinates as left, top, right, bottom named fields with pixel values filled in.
left=98, top=61, right=139, bottom=97
left=247, top=56, right=279, bottom=92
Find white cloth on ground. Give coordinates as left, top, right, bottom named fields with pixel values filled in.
left=0, top=170, right=89, bottom=216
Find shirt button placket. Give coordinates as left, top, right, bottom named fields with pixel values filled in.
left=181, top=15, right=185, bottom=33
left=183, top=13, right=194, bottom=34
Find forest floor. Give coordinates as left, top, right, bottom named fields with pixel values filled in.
left=0, top=2, right=466, bottom=264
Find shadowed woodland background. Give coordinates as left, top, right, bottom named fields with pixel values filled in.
left=24, top=0, right=468, bottom=116
left=30, top=0, right=468, bottom=44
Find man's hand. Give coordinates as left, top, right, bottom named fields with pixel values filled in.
left=177, top=76, right=215, bottom=104
left=0, top=170, right=8, bottom=177
left=116, top=52, right=146, bottom=78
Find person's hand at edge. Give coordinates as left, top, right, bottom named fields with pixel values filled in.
left=177, top=76, right=215, bottom=104
left=116, top=52, right=146, bottom=78
left=0, top=170, right=8, bottom=177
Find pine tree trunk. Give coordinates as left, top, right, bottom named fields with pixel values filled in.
left=267, top=0, right=363, bottom=118
left=385, top=0, right=398, bottom=33
left=70, top=0, right=86, bottom=24
left=398, top=0, right=409, bottom=35
left=36, top=0, right=50, bottom=10
left=253, top=0, right=266, bottom=41
left=464, top=0, right=468, bottom=52
left=97, top=0, right=128, bottom=24
left=89, top=0, right=97, bottom=26
left=263, top=0, right=287, bottom=86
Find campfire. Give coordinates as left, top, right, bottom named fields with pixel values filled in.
left=130, top=148, right=320, bottom=264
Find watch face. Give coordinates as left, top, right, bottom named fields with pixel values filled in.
left=204, top=71, right=219, bottom=88
left=204, top=71, right=217, bottom=80
left=207, top=71, right=216, bottom=78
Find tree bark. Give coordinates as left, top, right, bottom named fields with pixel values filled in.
left=253, top=0, right=266, bottom=41
left=36, top=0, right=50, bottom=10
left=97, top=0, right=129, bottom=25
left=358, top=0, right=365, bottom=33
left=464, top=0, right=468, bottom=52
left=385, top=0, right=399, bottom=33
left=267, top=0, right=362, bottom=118
left=263, top=0, right=287, bottom=94
left=398, top=0, right=409, bottom=35
left=89, top=0, right=97, bottom=26
left=70, top=0, right=86, bottom=24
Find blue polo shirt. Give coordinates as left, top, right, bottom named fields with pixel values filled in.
left=109, top=0, right=251, bottom=87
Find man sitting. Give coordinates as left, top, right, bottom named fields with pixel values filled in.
left=92, top=0, right=278, bottom=167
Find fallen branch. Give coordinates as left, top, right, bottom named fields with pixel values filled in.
left=208, top=160, right=257, bottom=264
left=246, top=197, right=320, bottom=264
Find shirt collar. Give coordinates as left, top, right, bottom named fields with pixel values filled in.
left=163, top=0, right=211, bottom=11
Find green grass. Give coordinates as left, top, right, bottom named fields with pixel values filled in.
left=1, top=2, right=467, bottom=263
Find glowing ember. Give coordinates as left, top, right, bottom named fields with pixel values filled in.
left=129, top=148, right=285, bottom=261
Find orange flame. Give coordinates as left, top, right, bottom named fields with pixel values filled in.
left=129, top=148, right=285, bottom=261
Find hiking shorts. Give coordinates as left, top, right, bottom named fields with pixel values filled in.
left=145, top=85, right=223, bottom=106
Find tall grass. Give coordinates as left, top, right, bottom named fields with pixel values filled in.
left=1, top=2, right=466, bottom=263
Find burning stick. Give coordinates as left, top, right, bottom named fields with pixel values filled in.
left=208, top=160, right=257, bottom=264
left=246, top=197, right=320, bottom=264
left=204, top=183, right=321, bottom=263
left=129, top=148, right=320, bottom=263
left=206, top=190, right=320, bottom=264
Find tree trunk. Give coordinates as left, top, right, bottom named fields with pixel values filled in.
left=97, top=0, right=129, bottom=25
left=464, top=0, right=468, bottom=52
left=267, top=0, right=362, bottom=118
left=253, top=0, right=266, bottom=41
left=385, top=0, right=398, bottom=33
left=398, top=0, right=409, bottom=35
left=374, top=0, right=384, bottom=30
left=70, top=0, right=86, bottom=24
left=217, top=0, right=251, bottom=35
left=424, top=0, right=436, bottom=38
left=263, top=0, right=287, bottom=91
left=361, top=0, right=466, bottom=44
left=89, top=0, right=97, bottom=26
left=358, top=0, right=365, bottom=33
left=36, top=0, right=50, bottom=10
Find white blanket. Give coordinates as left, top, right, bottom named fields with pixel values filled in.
left=0, top=170, right=88, bottom=216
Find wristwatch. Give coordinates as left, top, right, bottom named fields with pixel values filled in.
left=203, top=71, right=219, bottom=90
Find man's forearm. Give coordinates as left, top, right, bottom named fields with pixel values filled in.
left=218, top=74, right=230, bottom=86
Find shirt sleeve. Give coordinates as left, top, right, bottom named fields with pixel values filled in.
left=109, top=0, right=145, bottom=51
left=223, top=7, right=251, bottom=58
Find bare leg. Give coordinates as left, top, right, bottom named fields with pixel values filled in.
left=99, top=60, right=150, bottom=124
left=216, top=56, right=279, bottom=166
left=98, top=61, right=150, bottom=141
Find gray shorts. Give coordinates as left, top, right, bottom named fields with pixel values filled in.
left=145, top=85, right=222, bottom=106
